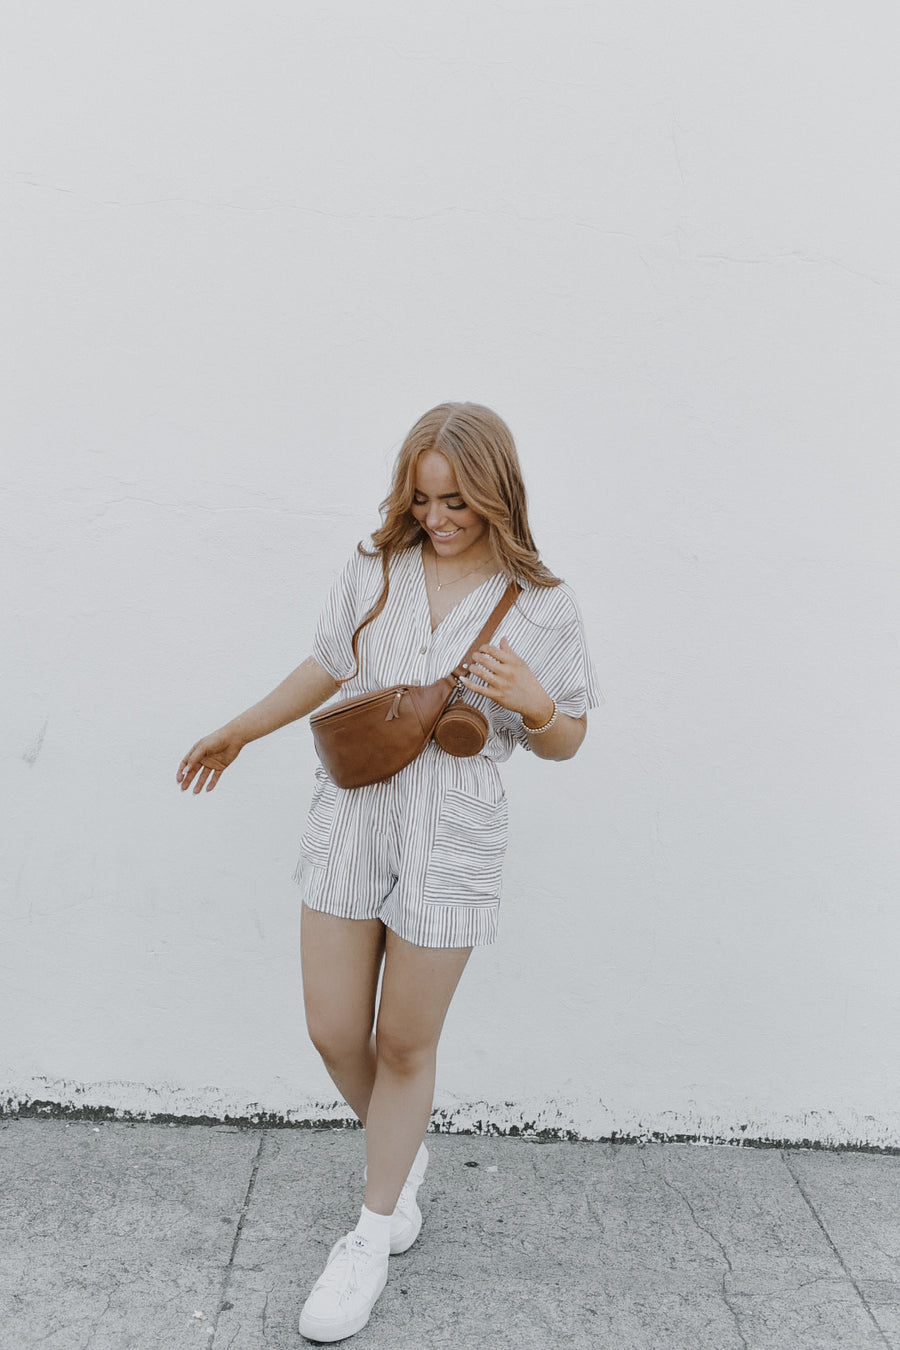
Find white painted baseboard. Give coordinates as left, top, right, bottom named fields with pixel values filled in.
left=3, top=1077, right=898, bottom=1151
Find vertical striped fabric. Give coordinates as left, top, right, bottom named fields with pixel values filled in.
left=293, top=541, right=603, bottom=947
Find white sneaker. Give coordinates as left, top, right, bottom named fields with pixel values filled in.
left=390, top=1143, right=428, bottom=1254
left=406, top=1141, right=429, bottom=1192
left=298, top=1232, right=389, bottom=1343
left=363, top=1144, right=430, bottom=1255
left=389, top=1181, right=423, bottom=1255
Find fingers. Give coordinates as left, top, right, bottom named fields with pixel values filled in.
left=465, top=648, right=504, bottom=681
left=460, top=638, right=546, bottom=718
left=177, top=739, right=205, bottom=786
left=179, top=762, right=203, bottom=792
left=476, top=638, right=517, bottom=658
left=177, top=743, right=222, bottom=793
left=465, top=659, right=495, bottom=681
left=470, top=640, right=520, bottom=668
left=472, top=643, right=504, bottom=663
left=463, top=644, right=510, bottom=691
left=459, top=654, right=507, bottom=702
left=465, top=643, right=516, bottom=687
left=457, top=674, right=496, bottom=702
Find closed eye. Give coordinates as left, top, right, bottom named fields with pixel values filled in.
left=413, top=496, right=467, bottom=510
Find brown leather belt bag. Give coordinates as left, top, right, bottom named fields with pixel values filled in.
left=309, top=583, right=520, bottom=789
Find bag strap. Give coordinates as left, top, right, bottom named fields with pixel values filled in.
left=449, top=582, right=521, bottom=681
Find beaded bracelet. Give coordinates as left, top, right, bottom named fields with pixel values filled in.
left=522, top=700, right=558, bottom=735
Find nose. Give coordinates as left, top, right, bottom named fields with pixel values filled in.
left=424, top=502, right=446, bottom=529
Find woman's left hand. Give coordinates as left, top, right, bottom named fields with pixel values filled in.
left=458, top=638, right=555, bottom=727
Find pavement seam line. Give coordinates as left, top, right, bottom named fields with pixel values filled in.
left=207, top=1130, right=267, bottom=1349
left=780, top=1150, right=893, bottom=1349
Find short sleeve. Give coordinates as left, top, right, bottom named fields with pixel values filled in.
left=311, top=543, right=380, bottom=682
left=510, top=583, right=604, bottom=748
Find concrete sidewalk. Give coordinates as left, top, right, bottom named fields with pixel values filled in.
left=1, top=1119, right=898, bottom=1349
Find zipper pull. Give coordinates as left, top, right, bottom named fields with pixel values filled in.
left=385, top=689, right=405, bottom=722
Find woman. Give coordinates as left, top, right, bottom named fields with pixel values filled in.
left=177, top=403, right=601, bottom=1343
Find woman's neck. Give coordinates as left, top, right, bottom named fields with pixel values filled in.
left=421, top=537, right=498, bottom=585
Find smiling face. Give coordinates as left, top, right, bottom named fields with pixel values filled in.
left=410, top=449, right=491, bottom=563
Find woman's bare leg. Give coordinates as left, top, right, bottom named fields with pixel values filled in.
left=300, top=903, right=386, bottom=1123
left=363, top=929, right=472, bottom=1216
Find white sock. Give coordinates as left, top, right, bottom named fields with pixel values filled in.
left=354, top=1204, right=392, bottom=1254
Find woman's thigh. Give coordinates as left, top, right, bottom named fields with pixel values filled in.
left=300, top=903, right=386, bottom=1050
left=376, top=928, right=473, bottom=1058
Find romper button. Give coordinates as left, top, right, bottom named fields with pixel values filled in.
left=419, top=645, right=427, bottom=655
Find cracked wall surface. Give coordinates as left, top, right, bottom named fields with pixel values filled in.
left=2, top=1, right=899, bottom=1146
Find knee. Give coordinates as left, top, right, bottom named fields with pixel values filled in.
left=375, top=1022, right=435, bottom=1078
left=306, top=1010, right=371, bottom=1068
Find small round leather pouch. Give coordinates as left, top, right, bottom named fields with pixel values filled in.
left=433, top=700, right=490, bottom=757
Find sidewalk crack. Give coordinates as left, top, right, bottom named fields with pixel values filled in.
left=781, top=1151, right=893, bottom=1349
left=207, top=1130, right=267, bottom=1348
left=651, top=1161, right=748, bottom=1350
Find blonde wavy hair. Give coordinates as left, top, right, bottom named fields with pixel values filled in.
left=349, top=402, right=561, bottom=672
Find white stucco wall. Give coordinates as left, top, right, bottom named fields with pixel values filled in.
left=3, top=2, right=899, bottom=1147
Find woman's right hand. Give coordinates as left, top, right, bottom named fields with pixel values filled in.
left=177, top=725, right=245, bottom=794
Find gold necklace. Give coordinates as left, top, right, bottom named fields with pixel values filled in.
left=432, top=550, right=492, bottom=593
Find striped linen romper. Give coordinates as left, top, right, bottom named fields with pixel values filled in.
left=293, top=540, right=603, bottom=948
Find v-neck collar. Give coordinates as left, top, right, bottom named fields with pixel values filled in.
left=416, top=542, right=505, bottom=635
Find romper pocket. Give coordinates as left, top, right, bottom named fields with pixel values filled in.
left=299, top=768, right=339, bottom=868
left=423, top=788, right=508, bottom=907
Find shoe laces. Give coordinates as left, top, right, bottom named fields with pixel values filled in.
left=316, top=1234, right=377, bottom=1302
